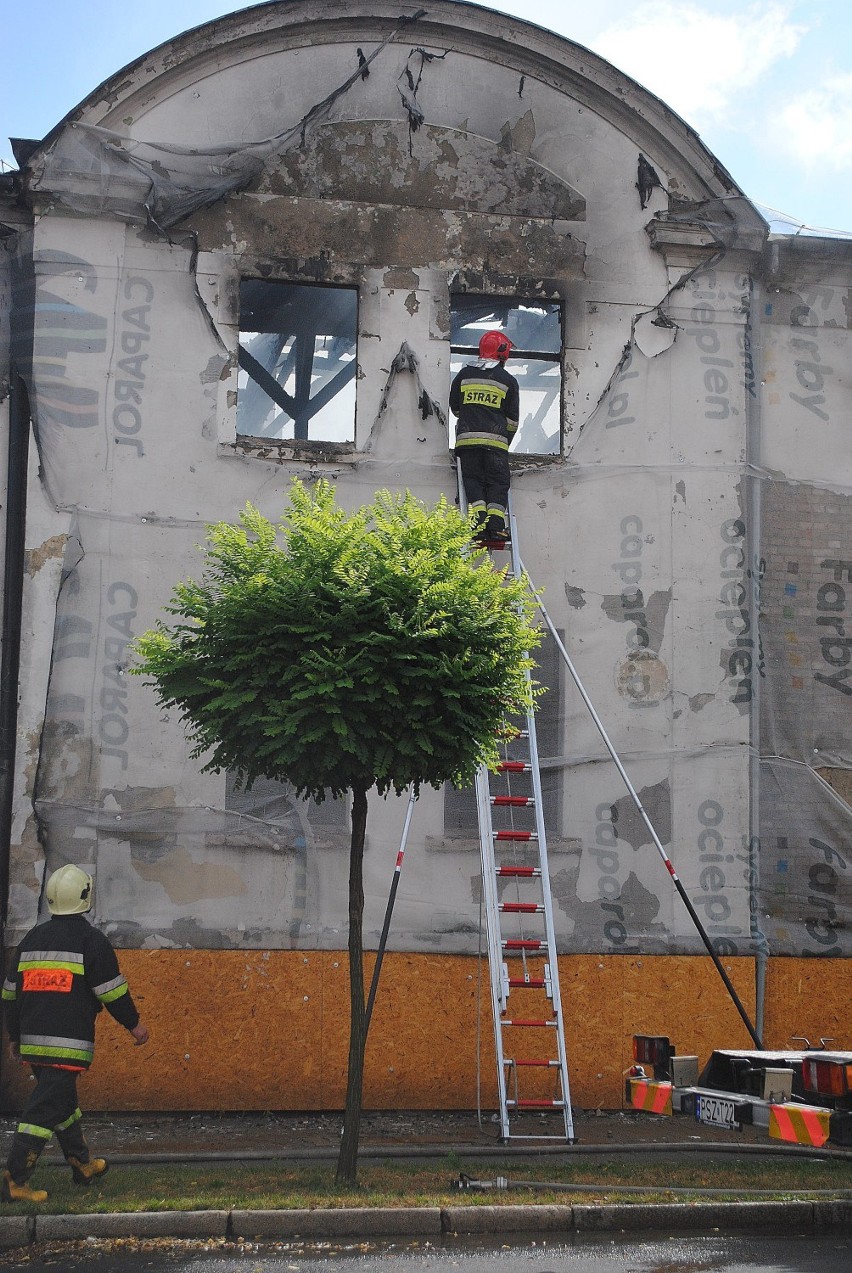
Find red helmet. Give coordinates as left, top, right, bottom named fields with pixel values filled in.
left=478, top=330, right=514, bottom=361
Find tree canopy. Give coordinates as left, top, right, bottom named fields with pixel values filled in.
left=133, top=479, right=541, bottom=799
left=133, top=478, right=543, bottom=1185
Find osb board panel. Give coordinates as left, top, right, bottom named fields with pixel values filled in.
left=0, top=951, right=844, bottom=1112
left=762, top=959, right=851, bottom=1051
left=19, top=951, right=325, bottom=1113
left=618, top=955, right=757, bottom=1104
left=557, top=956, right=624, bottom=1109
left=329, top=953, right=498, bottom=1109
left=556, top=955, right=757, bottom=1108
left=90, top=949, right=326, bottom=1110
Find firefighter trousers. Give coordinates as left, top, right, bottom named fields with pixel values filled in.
left=457, top=447, right=510, bottom=533
left=6, top=1065, right=90, bottom=1182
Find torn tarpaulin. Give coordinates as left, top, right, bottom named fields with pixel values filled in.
left=398, top=47, right=449, bottom=153
left=24, top=11, right=429, bottom=229
left=636, top=154, right=664, bottom=210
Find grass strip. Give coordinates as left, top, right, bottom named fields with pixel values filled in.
left=2, top=1152, right=850, bottom=1215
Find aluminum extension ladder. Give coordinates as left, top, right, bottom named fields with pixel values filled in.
left=465, top=492, right=575, bottom=1143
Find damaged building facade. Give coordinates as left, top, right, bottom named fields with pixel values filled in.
left=0, top=0, right=849, bottom=1112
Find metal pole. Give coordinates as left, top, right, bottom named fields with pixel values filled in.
left=521, top=563, right=763, bottom=1050
left=364, top=786, right=418, bottom=1033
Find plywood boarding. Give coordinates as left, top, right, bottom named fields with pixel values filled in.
left=761, top=958, right=851, bottom=1052
left=0, top=951, right=840, bottom=1112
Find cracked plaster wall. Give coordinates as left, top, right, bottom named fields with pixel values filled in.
left=0, top=1, right=848, bottom=967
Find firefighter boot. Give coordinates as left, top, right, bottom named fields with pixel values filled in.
left=67, top=1155, right=109, bottom=1187
left=485, top=516, right=509, bottom=542
left=1, top=1170, right=47, bottom=1204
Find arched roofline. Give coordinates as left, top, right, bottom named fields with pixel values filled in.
left=28, top=0, right=765, bottom=241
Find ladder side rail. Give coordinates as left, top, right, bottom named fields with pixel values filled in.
left=475, top=765, right=508, bottom=1014
left=520, top=664, right=574, bottom=1140
left=508, top=502, right=574, bottom=1140
left=456, top=465, right=502, bottom=986
left=457, top=465, right=510, bottom=1005
left=460, top=467, right=513, bottom=1137
left=475, top=762, right=511, bottom=1140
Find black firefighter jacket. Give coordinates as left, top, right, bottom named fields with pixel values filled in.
left=2, top=913, right=140, bottom=1069
left=449, top=360, right=520, bottom=453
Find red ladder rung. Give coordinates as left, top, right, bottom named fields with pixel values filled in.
left=499, top=902, right=544, bottom=913
left=505, top=1058, right=559, bottom=1067
left=497, top=866, right=540, bottom=877
left=491, top=796, right=534, bottom=807
left=494, top=830, right=536, bottom=841
left=507, top=978, right=546, bottom=988
left=501, top=1018, right=558, bottom=1028
left=502, top=939, right=544, bottom=950
left=507, top=1099, right=566, bottom=1109
left=498, top=761, right=530, bottom=773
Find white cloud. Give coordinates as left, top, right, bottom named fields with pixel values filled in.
left=772, top=73, right=852, bottom=170
left=591, top=2, right=806, bottom=125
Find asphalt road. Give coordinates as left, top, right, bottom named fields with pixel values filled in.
left=1, top=1233, right=850, bottom=1272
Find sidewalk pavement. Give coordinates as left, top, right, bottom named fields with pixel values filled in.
left=0, top=1110, right=849, bottom=1250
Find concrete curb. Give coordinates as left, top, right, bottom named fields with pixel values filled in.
left=231, top=1207, right=443, bottom=1239
left=572, top=1200, right=818, bottom=1232
left=442, top=1204, right=573, bottom=1234
left=0, top=1216, right=30, bottom=1249
left=33, top=1210, right=230, bottom=1244
left=0, top=1198, right=848, bottom=1248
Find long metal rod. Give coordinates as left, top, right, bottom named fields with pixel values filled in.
left=364, top=786, right=418, bottom=1033
left=521, top=562, right=763, bottom=1050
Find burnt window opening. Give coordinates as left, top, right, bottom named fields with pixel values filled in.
left=237, top=280, right=358, bottom=443
left=443, top=629, right=563, bottom=838
left=450, top=296, right=563, bottom=457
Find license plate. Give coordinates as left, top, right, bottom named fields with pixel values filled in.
left=695, top=1094, right=739, bottom=1130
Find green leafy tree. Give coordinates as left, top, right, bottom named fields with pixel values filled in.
left=133, top=479, right=541, bottom=1185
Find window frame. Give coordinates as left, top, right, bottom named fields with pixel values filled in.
left=235, top=277, right=360, bottom=447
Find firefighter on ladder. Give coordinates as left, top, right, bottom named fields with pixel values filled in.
left=450, top=329, right=520, bottom=542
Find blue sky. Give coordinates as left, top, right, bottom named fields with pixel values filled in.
left=3, top=0, right=852, bottom=235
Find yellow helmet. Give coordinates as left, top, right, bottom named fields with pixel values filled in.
left=45, top=864, right=94, bottom=915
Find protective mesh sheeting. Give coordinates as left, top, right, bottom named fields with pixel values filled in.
left=758, top=458, right=851, bottom=771
left=756, top=760, right=850, bottom=958
left=7, top=225, right=850, bottom=957
left=25, top=14, right=419, bottom=231
left=5, top=12, right=850, bottom=960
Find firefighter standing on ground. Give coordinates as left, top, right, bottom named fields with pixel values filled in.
left=450, top=329, right=520, bottom=541
left=1, top=864, right=149, bottom=1204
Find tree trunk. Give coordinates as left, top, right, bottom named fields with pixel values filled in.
left=336, top=783, right=369, bottom=1186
